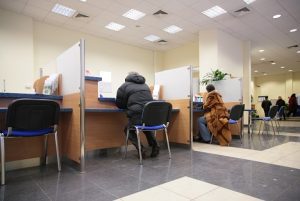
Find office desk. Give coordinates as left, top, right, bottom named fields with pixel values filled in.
left=84, top=108, right=180, bottom=152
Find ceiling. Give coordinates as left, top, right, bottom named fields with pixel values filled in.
left=0, top=0, right=300, bottom=77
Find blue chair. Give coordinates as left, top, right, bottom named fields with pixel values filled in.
left=210, top=104, right=245, bottom=144
left=228, top=104, right=245, bottom=143
left=253, top=105, right=279, bottom=135
left=124, top=101, right=173, bottom=165
left=0, top=99, right=61, bottom=185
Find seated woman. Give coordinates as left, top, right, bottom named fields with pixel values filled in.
left=197, top=84, right=232, bottom=146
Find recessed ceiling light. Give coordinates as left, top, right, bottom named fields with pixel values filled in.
left=123, top=9, right=145, bottom=20
left=273, top=14, right=281, bottom=19
left=259, top=49, right=264, bottom=52
left=297, top=50, right=300, bottom=53
left=144, top=35, right=160, bottom=42
left=263, top=73, right=267, bottom=75
left=260, top=58, right=265, bottom=61
left=254, top=70, right=258, bottom=73
left=163, top=25, right=182, bottom=34
left=243, top=0, right=256, bottom=4
left=280, top=66, right=285, bottom=69
left=51, top=4, right=76, bottom=17
left=202, top=6, right=227, bottom=18
left=105, top=22, right=125, bottom=31
left=290, top=28, right=297, bottom=32
left=271, top=62, right=276, bottom=65
left=80, top=0, right=87, bottom=2
left=288, top=70, right=293, bottom=72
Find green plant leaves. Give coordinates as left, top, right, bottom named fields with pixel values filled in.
left=200, top=69, right=228, bottom=85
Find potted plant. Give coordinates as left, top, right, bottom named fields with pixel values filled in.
left=200, top=69, right=229, bottom=85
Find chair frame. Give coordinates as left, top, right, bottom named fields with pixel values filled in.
left=0, top=99, right=61, bottom=185
left=123, top=101, right=172, bottom=165
left=254, top=105, right=279, bottom=135
left=210, top=104, right=245, bottom=144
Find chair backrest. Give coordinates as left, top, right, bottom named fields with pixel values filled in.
left=141, top=101, right=172, bottom=126
left=6, top=99, right=60, bottom=130
left=229, top=104, right=245, bottom=121
left=268, top=105, right=278, bottom=118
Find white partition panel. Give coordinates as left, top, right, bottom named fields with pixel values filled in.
left=57, top=42, right=81, bottom=95
left=155, top=66, right=191, bottom=100
left=213, top=78, right=242, bottom=102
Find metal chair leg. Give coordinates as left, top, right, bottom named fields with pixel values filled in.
left=258, top=121, right=263, bottom=135
left=124, top=129, right=129, bottom=159
left=164, top=128, right=171, bottom=159
left=210, top=133, right=213, bottom=144
left=135, top=128, right=143, bottom=165
left=1, top=136, right=5, bottom=185
left=270, top=121, right=276, bottom=135
left=42, top=135, right=48, bottom=165
left=54, top=131, right=61, bottom=171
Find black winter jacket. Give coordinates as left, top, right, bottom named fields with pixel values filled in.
left=116, top=73, right=153, bottom=121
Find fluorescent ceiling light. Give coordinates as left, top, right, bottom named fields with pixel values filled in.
left=271, top=62, right=276, bottom=65
left=280, top=66, right=285, bottom=69
left=80, top=0, right=87, bottom=2
left=263, top=73, right=267, bottom=75
left=144, top=35, right=160, bottom=42
left=105, top=22, right=125, bottom=31
left=202, top=6, right=227, bottom=18
left=163, top=25, right=183, bottom=34
left=123, top=9, right=145, bottom=20
left=297, top=50, right=300, bottom=53
left=259, top=49, right=264, bottom=52
left=288, top=70, right=293, bottom=72
left=243, top=0, right=256, bottom=4
left=273, top=14, right=281, bottom=19
left=254, top=70, right=258, bottom=73
left=52, top=4, right=76, bottom=17
left=290, top=28, right=297, bottom=32
left=260, top=58, right=265, bottom=61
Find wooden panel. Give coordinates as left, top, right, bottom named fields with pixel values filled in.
left=61, top=93, right=81, bottom=163
left=167, top=99, right=190, bottom=145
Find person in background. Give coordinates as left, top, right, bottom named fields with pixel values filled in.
left=116, top=72, right=160, bottom=158
left=261, top=96, right=272, bottom=117
left=276, top=96, right=286, bottom=120
left=287, top=93, right=298, bottom=117
left=197, top=84, right=231, bottom=145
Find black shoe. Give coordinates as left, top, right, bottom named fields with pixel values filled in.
left=151, top=145, right=160, bottom=158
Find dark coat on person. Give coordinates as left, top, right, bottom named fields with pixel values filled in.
left=276, top=99, right=286, bottom=110
left=116, top=73, right=153, bottom=125
left=288, top=96, right=298, bottom=112
left=203, top=91, right=231, bottom=146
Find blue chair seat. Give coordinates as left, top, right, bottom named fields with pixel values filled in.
left=2, top=127, right=54, bottom=137
left=228, top=119, right=238, bottom=124
left=262, top=117, right=271, bottom=121
left=135, top=125, right=165, bottom=130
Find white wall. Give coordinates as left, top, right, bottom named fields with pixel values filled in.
left=0, top=9, right=34, bottom=93
left=218, top=30, right=243, bottom=78
left=198, top=29, right=244, bottom=92
left=157, top=41, right=199, bottom=71
left=1, top=9, right=156, bottom=94
left=33, top=21, right=155, bottom=94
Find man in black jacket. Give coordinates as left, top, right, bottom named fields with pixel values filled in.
left=116, top=72, right=159, bottom=158
left=261, top=97, right=272, bottom=117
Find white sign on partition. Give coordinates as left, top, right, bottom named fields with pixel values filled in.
left=56, top=42, right=81, bottom=95
left=99, top=71, right=111, bottom=82
left=155, top=66, right=191, bottom=100
left=213, top=78, right=242, bottom=102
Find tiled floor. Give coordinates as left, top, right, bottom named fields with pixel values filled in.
left=1, top=119, right=299, bottom=201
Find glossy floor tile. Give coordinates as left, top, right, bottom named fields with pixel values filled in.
left=116, top=177, right=263, bottom=201
left=1, top=119, right=299, bottom=201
